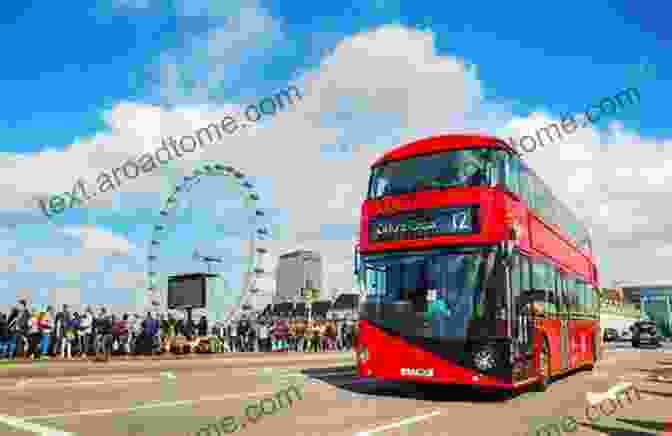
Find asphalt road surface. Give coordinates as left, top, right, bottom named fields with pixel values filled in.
left=0, top=346, right=670, bottom=436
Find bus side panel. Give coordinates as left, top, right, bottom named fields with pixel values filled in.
left=571, top=319, right=597, bottom=366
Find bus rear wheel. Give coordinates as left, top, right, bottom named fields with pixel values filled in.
left=534, top=339, right=551, bottom=392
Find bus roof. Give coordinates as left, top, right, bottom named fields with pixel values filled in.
left=372, top=134, right=517, bottom=167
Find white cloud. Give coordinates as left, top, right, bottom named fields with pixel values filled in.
left=48, top=288, right=81, bottom=309
left=61, top=226, right=137, bottom=256
left=1, top=21, right=670, bottom=303
left=106, top=271, right=147, bottom=290
left=29, top=253, right=99, bottom=274
left=0, top=256, right=17, bottom=273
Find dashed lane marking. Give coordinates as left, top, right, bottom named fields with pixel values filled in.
left=353, top=411, right=441, bottom=436
left=0, top=377, right=158, bottom=391
left=19, top=389, right=279, bottom=420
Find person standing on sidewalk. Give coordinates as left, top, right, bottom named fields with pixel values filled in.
left=16, top=300, right=31, bottom=357
left=78, top=307, right=93, bottom=358
left=27, top=310, right=40, bottom=359
left=229, top=322, right=238, bottom=352
left=112, top=314, right=131, bottom=357
left=3, top=309, right=20, bottom=359
left=0, top=313, right=14, bottom=360
left=60, top=310, right=77, bottom=359
left=54, top=305, right=72, bottom=358
left=96, top=312, right=114, bottom=359
left=258, top=321, right=268, bottom=352
left=35, top=309, right=52, bottom=360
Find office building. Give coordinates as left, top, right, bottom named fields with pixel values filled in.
left=274, top=250, right=323, bottom=304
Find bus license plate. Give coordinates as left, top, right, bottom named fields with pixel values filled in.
left=400, top=368, right=434, bottom=377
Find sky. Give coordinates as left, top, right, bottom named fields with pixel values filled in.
left=0, top=0, right=669, bottom=315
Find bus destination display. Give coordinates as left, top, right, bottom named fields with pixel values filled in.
left=368, top=206, right=477, bottom=242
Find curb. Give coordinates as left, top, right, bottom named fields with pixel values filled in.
left=0, top=353, right=355, bottom=379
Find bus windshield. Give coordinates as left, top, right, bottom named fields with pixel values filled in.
left=360, top=247, right=506, bottom=339
left=368, top=147, right=504, bottom=198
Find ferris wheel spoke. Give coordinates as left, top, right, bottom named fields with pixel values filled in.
left=145, top=161, right=271, bottom=319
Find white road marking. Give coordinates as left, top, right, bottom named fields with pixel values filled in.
left=618, top=373, right=648, bottom=380
left=0, top=373, right=163, bottom=385
left=586, top=382, right=635, bottom=406
left=0, top=377, right=158, bottom=391
left=21, top=389, right=279, bottom=420
left=353, top=411, right=441, bottom=436
left=0, top=414, right=75, bottom=435
left=160, top=372, right=176, bottom=379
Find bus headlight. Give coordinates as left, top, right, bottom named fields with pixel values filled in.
left=357, top=347, right=369, bottom=363
left=473, top=346, right=497, bottom=372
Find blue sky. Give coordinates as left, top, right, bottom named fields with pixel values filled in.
left=0, top=0, right=669, bottom=314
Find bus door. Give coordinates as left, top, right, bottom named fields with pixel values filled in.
left=557, top=274, right=570, bottom=372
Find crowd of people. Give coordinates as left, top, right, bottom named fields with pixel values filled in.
left=0, top=299, right=356, bottom=361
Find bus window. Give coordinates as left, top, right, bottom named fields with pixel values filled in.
left=583, top=281, right=593, bottom=317
left=566, top=277, right=579, bottom=314
left=507, top=156, right=521, bottom=198
left=558, top=275, right=570, bottom=314
left=576, top=280, right=586, bottom=315
left=520, top=164, right=533, bottom=208
left=593, top=287, right=601, bottom=317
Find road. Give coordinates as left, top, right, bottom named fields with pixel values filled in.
left=0, top=344, right=670, bottom=436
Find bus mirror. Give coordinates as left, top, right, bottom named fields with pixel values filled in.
left=526, top=289, right=548, bottom=302
left=518, top=289, right=548, bottom=308
left=354, top=246, right=360, bottom=276
left=488, top=165, right=497, bottom=188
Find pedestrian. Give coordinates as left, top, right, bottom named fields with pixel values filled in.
left=71, top=312, right=82, bottom=357
left=16, top=300, right=31, bottom=357
left=31, top=311, right=51, bottom=359
left=139, top=312, right=155, bottom=355
left=79, top=307, right=94, bottom=358
left=198, top=316, right=208, bottom=337
left=229, top=322, right=238, bottom=352
left=259, top=322, right=268, bottom=352
left=112, top=314, right=130, bottom=357
left=61, top=311, right=76, bottom=359
left=0, top=313, right=13, bottom=359
left=96, top=312, right=113, bottom=360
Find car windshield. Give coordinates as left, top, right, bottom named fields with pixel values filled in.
left=359, top=247, right=506, bottom=339
left=368, top=147, right=504, bottom=198
left=637, top=323, right=657, bottom=334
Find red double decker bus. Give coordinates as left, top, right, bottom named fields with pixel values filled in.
left=354, top=134, right=601, bottom=393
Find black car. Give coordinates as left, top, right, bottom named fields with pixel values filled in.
left=603, top=328, right=619, bottom=342
left=632, top=321, right=661, bottom=348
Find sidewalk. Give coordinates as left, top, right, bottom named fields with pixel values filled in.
left=0, top=352, right=355, bottom=379
left=573, top=356, right=672, bottom=435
